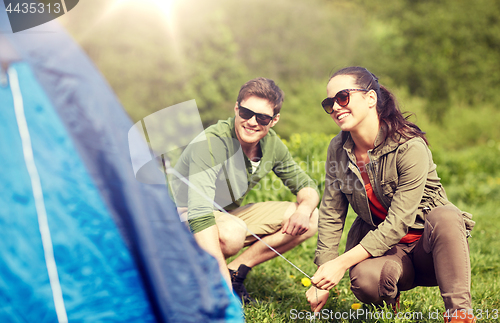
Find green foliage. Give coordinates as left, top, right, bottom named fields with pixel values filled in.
left=62, top=0, right=372, bottom=131
left=433, top=140, right=500, bottom=206
left=243, top=133, right=334, bottom=205
left=63, top=0, right=500, bottom=133
left=63, top=0, right=248, bottom=126
left=173, top=3, right=249, bottom=127
left=358, top=0, right=500, bottom=121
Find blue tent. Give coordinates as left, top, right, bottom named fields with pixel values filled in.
left=0, top=8, right=242, bottom=323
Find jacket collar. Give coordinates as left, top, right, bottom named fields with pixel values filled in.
left=342, top=126, right=403, bottom=159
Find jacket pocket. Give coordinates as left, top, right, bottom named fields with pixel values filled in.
left=340, top=182, right=353, bottom=194
left=381, top=179, right=397, bottom=199
left=340, top=180, right=354, bottom=208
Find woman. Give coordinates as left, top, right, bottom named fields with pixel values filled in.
left=306, top=67, right=476, bottom=323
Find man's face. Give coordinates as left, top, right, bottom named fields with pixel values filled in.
left=234, top=96, right=279, bottom=146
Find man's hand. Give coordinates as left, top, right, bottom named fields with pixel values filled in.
left=281, top=186, right=319, bottom=236
left=281, top=210, right=310, bottom=235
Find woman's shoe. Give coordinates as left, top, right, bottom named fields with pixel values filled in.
left=390, top=294, right=400, bottom=314
left=443, top=311, right=477, bottom=323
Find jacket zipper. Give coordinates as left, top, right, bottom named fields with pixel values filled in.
left=368, top=152, right=391, bottom=211
left=348, top=153, right=376, bottom=227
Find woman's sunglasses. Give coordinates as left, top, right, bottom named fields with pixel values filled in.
left=238, top=105, right=276, bottom=126
left=321, top=88, right=369, bottom=114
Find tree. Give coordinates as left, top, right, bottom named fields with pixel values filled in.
left=358, top=0, right=500, bottom=120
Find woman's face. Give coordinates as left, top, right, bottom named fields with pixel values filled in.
left=326, top=75, right=377, bottom=133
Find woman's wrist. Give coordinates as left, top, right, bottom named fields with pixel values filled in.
left=332, top=255, right=351, bottom=272
left=335, top=245, right=371, bottom=270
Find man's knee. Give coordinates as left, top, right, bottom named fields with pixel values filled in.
left=218, top=216, right=247, bottom=257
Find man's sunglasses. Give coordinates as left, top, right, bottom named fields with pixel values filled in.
left=321, top=88, right=369, bottom=114
left=238, top=105, right=277, bottom=126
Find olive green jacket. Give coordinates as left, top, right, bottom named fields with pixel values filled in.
left=314, top=129, right=475, bottom=266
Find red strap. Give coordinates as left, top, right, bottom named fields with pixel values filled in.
left=365, top=183, right=422, bottom=243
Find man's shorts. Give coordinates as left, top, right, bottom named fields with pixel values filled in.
left=214, top=201, right=295, bottom=246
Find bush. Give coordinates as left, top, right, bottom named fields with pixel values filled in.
left=243, top=133, right=333, bottom=205
left=433, top=140, right=500, bottom=205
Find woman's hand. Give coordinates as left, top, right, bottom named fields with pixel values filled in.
left=312, top=245, right=372, bottom=290
left=306, top=286, right=329, bottom=313
left=311, top=258, right=348, bottom=290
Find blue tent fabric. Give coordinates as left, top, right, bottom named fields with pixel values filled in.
left=1, top=61, right=157, bottom=322
left=0, top=8, right=243, bottom=323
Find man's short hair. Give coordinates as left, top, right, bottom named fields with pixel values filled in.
left=236, top=77, right=285, bottom=115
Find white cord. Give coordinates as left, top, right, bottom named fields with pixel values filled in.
left=9, top=67, right=69, bottom=323
left=165, top=163, right=313, bottom=280
left=60, top=0, right=68, bottom=13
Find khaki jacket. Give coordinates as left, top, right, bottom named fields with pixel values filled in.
left=314, top=129, right=475, bottom=266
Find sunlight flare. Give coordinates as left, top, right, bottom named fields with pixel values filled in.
left=112, top=0, right=178, bottom=21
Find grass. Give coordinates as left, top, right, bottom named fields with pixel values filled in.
left=236, top=201, right=500, bottom=322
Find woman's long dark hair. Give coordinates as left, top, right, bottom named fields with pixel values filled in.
left=330, top=66, right=428, bottom=145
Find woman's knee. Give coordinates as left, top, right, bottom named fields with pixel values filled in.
left=350, top=264, right=380, bottom=303
left=426, top=206, right=466, bottom=236
left=350, top=260, right=402, bottom=304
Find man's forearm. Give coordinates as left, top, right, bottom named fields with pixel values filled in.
left=296, top=187, right=320, bottom=216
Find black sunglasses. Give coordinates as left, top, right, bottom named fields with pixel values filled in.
left=238, top=105, right=276, bottom=126
left=321, top=88, right=369, bottom=114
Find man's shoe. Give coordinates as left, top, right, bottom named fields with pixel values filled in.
left=229, top=264, right=255, bottom=305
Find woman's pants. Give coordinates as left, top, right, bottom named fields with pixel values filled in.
left=349, top=205, right=472, bottom=311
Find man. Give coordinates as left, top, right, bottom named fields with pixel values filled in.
left=170, top=78, right=319, bottom=304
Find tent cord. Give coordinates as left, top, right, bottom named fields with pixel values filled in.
left=164, top=161, right=321, bottom=310
left=8, top=67, right=69, bottom=323
left=164, top=159, right=313, bottom=280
